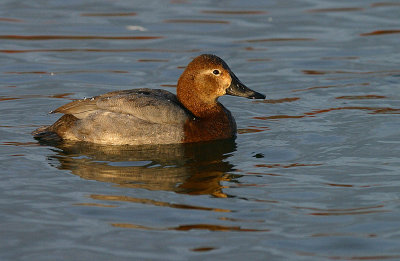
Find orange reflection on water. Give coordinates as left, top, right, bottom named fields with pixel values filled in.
left=244, top=47, right=268, bottom=51
left=74, top=203, right=117, bottom=208
left=311, top=232, right=377, bottom=238
left=255, top=163, right=322, bottom=168
left=292, top=82, right=370, bottom=92
left=0, top=96, right=19, bottom=101
left=137, top=59, right=169, bottom=62
left=1, top=141, right=39, bottom=146
left=370, top=2, right=400, bottom=7
left=0, top=48, right=201, bottom=53
left=326, top=183, right=376, bottom=188
left=238, top=126, right=269, bottom=134
left=112, top=223, right=160, bottom=230
left=1, top=124, right=43, bottom=128
left=164, top=19, right=229, bottom=24
left=295, top=204, right=386, bottom=216
left=218, top=216, right=265, bottom=223
left=336, top=95, right=386, bottom=100
left=321, top=56, right=359, bottom=60
left=332, top=255, right=400, bottom=260
left=237, top=128, right=265, bottom=134
left=360, top=30, right=400, bottom=36
left=112, top=223, right=269, bottom=232
left=0, top=93, right=73, bottom=101
left=191, top=247, right=216, bottom=252
left=173, top=224, right=269, bottom=232
left=325, top=183, right=354, bottom=188
left=302, top=69, right=400, bottom=75
left=0, top=35, right=163, bottom=40
left=90, top=194, right=231, bottom=212
left=170, top=0, right=189, bottom=3
left=305, top=107, right=378, bottom=116
left=254, top=105, right=400, bottom=122
left=240, top=38, right=315, bottom=43
left=302, top=70, right=326, bottom=75
left=247, top=58, right=271, bottom=62
left=81, top=12, right=136, bottom=17
left=5, top=70, right=128, bottom=74
left=0, top=17, right=23, bottom=22
left=253, top=115, right=304, bottom=120
left=51, top=93, right=74, bottom=99
left=5, top=71, right=47, bottom=74
left=306, top=106, right=400, bottom=116
left=246, top=171, right=282, bottom=176
left=298, top=251, right=400, bottom=260
left=373, top=108, right=400, bottom=114
left=253, top=97, right=300, bottom=104
left=201, top=10, right=267, bottom=15
left=306, top=7, right=364, bottom=13
left=311, top=209, right=387, bottom=216
left=160, top=84, right=177, bottom=88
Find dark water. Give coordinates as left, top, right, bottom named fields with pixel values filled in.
left=1, top=0, right=400, bottom=260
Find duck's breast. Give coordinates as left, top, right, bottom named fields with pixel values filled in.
left=183, top=104, right=237, bottom=143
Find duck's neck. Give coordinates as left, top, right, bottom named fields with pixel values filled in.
left=177, top=88, right=220, bottom=118
left=178, top=95, right=237, bottom=143
left=183, top=99, right=222, bottom=118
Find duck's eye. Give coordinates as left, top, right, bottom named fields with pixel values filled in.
left=212, top=69, right=221, bottom=75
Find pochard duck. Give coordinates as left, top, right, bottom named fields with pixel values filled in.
left=33, top=54, right=265, bottom=145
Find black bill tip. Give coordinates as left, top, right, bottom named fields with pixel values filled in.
left=226, top=73, right=266, bottom=100
left=246, top=91, right=266, bottom=99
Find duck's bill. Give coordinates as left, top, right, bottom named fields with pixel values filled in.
left=226, top=73, right=266, bottom=99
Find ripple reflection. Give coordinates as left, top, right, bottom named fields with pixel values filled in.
left=112, top=223, right=269, bottom=232
left=81, top=12, right=137, bottom=17
left=41, top=139, right=238, bottom=198
left=0, top=35, right=162, bottom=40
left=360, top=30, right=400, bottom=36
left=306, top=7, right=364, bottom=13
left=201, top=10, right=266, bottom=15
left=89, top=194, right=231, bottom=212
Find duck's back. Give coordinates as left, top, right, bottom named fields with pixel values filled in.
left=34, top=89, right=193, bottom=145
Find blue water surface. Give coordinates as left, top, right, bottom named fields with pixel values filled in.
left=1, top=0, right=400, bottom=260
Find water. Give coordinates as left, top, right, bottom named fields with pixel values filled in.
left=1, top=0, right=400, bottom=260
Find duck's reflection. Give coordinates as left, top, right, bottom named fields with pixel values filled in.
left=44, top=139, right=238, bottom=197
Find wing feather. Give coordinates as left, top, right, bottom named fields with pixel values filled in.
left=52, top=89, right=191, bottom=124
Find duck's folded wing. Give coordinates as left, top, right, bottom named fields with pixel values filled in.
left=51, top=98, right=97, bottom=119
left=52, top=89, right=191, bottom=125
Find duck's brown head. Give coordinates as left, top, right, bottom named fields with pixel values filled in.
left=177, top=54, right=265, bottom=118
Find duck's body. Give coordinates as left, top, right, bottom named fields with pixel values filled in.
left=39, top=88, right=235, bottom=145
left=33, top=54, right=265, bottom=145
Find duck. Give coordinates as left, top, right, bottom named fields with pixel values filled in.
left=33, top=54, right=265, bottom=145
